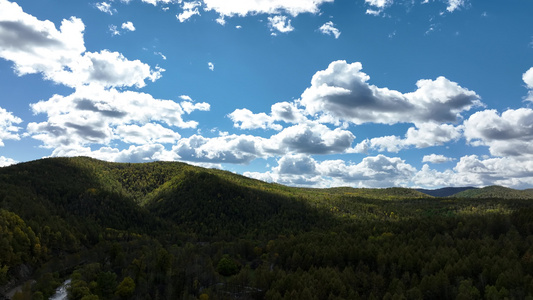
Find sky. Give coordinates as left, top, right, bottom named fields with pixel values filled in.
left=1, top=0, right=533, bottom=189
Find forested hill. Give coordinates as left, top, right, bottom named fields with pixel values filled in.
left=451, top=185, right=533, bottom=199
left=416, top=187, right=477, bottom=197
left=2, top=157, right=533, bottom=299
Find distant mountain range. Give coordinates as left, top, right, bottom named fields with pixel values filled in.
left=417, top=186, right=533, bottom=199
left=416, top=187, right=478, bottom=197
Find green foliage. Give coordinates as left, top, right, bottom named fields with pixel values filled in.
left=115, top=276, right=135, bottom=298
left=217, top=255, right=240, bottom=277
left=2, top=157, right=533, bottom=299
left=453, top=185, right=533, bottom=199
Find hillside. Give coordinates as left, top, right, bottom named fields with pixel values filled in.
left=1, top=157, right=533, bottom=299
left=416, top=187, right=477, bottom=197
left=452, top=185, right=533, bottom=199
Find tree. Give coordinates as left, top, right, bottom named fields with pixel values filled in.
left=217, top=255, right=240, bottom=277
left=115, top=276, right=135, bottom=299
left=96, top=271, right=117, bottom=298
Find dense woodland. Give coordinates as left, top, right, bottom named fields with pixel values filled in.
left=1, top=157, right=533, bottom=299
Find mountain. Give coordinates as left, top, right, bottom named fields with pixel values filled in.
left=318, top=186, right=430, bottom=199
left=416, top=187, right=477, bottom=197
left=451, top=185, right=533, bottom=199
left=2, top=157, right=533, bottom=300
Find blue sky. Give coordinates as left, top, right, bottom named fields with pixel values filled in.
left=1, top=0, right=533, bottom=189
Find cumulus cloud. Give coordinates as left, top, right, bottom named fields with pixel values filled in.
left=0, top=156, right=17, bottom=167
left=271, top=102, right=306, bottom=123
left=179, top=95, right=211, bottom=114
left=173, top=134, right=265, bottom=164
left=229, top=101, right=306, bottom=130
left=246, top=154, right=416, bottom=188
left=27, top=86, right=209, bottom=149
left=300, top=60, right=482, bottom=126
left=0, top=0, right=85, bottom=77
left=229, top=108, right=283, bottom=131
left=0, top=106, right=22, bottom=146
left=422, top=154, right=454, bottom=164
left=319, top=21, right=340, bottom=39
left=353, top=123, right=462, bottom=153
left=464, top=108, right=533, bottom=158
left=202, top=0, right=334, bottom=18
left=57, top=50, right=164, bottom=88
left=245, top=153, right=533, bottom=189
left=177, top=1, right=201, bottom=22
left=268, top=15, right=294, bottom=34
left=269, top=123, right=355, bottom=155
left=166, top=121, right=355, bottom=165
left=0, top=1, right=162, bottom=88
left=115, top=123, right=182, bottom=145
left=121, top=21, right=136, bottom=31
left=413, top=155, right=533, bottom=189
left=50, top=143, right=175, bottom=163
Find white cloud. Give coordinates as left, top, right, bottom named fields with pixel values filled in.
left=208, top=62, right=214, bottom=71
left=0, top=0, right=86, bottom=77
left=524, top=67, right=533, bottom=89
left=245, top=153, right=533, bottom=189
left=173, top=134, right=265, bottom=164
left=446, top=0, right=465, bottom=12
left=365, top=0, right=393, bottom=15
left=167, top=121, right=355, bottom=165
left=109, top=24, right=120, bottom=36
left=422, top=154, right=454, bottom=164
left=154, top=51, right=167, bottom=60
left=413, top=155, right=533, bottom=189
left=269, top=123, right=355, bottom=155
left=27, top=86, right=209, bottom=149
left=300, top=60, right=482, bottom=126
left=50, top=143, right=176, bottom=163
left=96, top=2, right=116, bottom=15
left=215, top=16, right=226, bottom=25
left=202, top=0, right=334, bottom=18
left=55, top=50, right=164, bottom=88
left=0, top=106, right=22, bottom=146
left=229, top=101, right=306, bottom=130
left=271, top=102, right=306, bottom=123
left=268, top=15, right=294, bottom=34
left=464, top=108, right=533, bottom=158
left=115, top=123, right=182, bottom=145
left=0, top=156, right=17, bottom=167
left=121, top=21, right=136, bottom=31
left=177, top=1, right=201, bottom=22
left=404, top=123, right=462, bottom=147
left=523, top=67, right=533, bottom=101
left=246, top=154, right=416, bottom=188
left=318, top=21, right=340, bottom=39
left=229, top=108, right=283, bottom=131
left=0, top=1, right=162, bottom=89
left=365, top=0, right=393, bottom=8
left=141, top=0, right=173, bottom=5
left=179, top=95, right=211, bottom=114
left=353, top=123, right=463, bottom=154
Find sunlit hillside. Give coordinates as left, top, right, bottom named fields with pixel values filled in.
left=1, top=157, right=533, bottom=299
